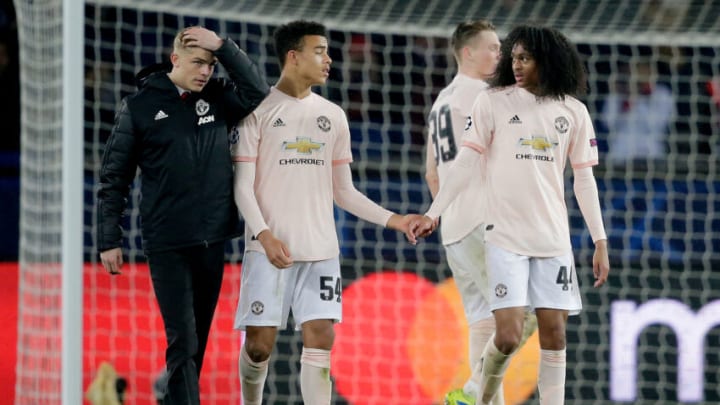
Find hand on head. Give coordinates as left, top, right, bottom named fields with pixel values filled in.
left=181, top=27, right=223, bottom=52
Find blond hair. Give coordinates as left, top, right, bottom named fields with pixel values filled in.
left=172, top=27, right=196, bottom=54
left=451, top=20, right=496, bottom=63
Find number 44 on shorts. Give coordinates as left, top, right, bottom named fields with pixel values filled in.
left=320, top=276, right=342, bottom=302
left=556, top=266, right=572, bottom=291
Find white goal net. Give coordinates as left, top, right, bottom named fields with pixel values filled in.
left=14, top=0, right=719, bottom=404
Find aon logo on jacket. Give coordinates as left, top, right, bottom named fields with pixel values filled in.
left=198, top=115, right=215, bottom=125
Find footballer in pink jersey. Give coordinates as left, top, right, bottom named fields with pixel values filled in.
left=230, top=20, right=421, bottom=405
left=414, top=25, right=610, bottom=405
left=425, top=21, right=537, bottom=405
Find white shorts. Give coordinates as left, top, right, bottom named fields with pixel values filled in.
left=444, top=224, right=493, bottom=323
left=485, top=241, right=582, bottom=315
left=234, top=251, right=343, bottom=331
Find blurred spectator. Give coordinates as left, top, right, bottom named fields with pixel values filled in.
left=708, top=75, right=720, bottom=133
left=672, top=46, right=716, bottom=156
left=343, top=33, right=384, bottom=123
left=601, top=57, right=674, bottom=166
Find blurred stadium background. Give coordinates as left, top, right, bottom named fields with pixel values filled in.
left=2, top=0, right=719, bottom=404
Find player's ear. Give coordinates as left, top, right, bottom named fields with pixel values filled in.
left=462, top=46, right=472, bottom=61
left=170, top=52, right=180, bottom=68
left=287, top=49, right=298, bottom=65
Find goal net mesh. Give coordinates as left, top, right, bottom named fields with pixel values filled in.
left=14, top=0, right=719, bottom=404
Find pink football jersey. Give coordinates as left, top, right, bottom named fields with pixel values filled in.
left=231, top=87, right=352, bottom=261
left=427, top=74, right=489, bottom=245
left=463, top=86, right=599, bottom=257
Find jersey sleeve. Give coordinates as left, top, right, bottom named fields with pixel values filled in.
left=454, top=86, right=481, bottom=143
left=332, top=110, right=353, bottom=166
left=568, top=104, right=599, bottom=169
left=230, top=112, right=260, bottom=163
left=463, top=91, right=493, bottom=153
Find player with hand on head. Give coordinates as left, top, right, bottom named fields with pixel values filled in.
left=230, top=20, right=420, bottom=405
left=426, top=20, right=537, bottom=405
left=97, top=26, right=268, bottom=404
left=413, top=25, right=610, bottom=405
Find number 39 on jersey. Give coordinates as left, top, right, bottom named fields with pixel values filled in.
left=428, top=104, right=457, bottom=165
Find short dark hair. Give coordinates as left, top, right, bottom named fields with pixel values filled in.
left=491, top=25, right=587, bottom=99
left=451, top=20, right=496, bottom=62
left=273, top=20, right=327, bottom=67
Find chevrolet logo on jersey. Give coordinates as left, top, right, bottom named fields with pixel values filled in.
left=519, top=136, right=557, bottom=151
left=282, top=137, right=325, bottom=154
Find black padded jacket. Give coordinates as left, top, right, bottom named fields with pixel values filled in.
left=97, top=39, right=269, bottom=253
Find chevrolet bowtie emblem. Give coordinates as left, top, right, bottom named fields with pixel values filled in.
left=519, top=136, right=556, bottom=151
left=282, top=137, right=325, bottom=154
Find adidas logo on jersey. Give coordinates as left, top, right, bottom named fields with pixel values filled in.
left=272, top=118, right=286, bottom=127
left=509, top=115, right=522, bottom=124
left=154, top=110, right=168, bottom=120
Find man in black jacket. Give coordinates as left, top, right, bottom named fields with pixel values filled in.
left=97, top=26, right=269, bottom=404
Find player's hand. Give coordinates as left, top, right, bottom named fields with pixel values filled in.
left=256, top=230, right=293, bottom=269
left=181, top=27, right=223, bottom=52
left=410, top=215, right=437, bottom=239
left=100, top=247, right=123, bottom=275
left=592, top=239, right=609, bottom=287
left=386, top=213, right=426, bottom=245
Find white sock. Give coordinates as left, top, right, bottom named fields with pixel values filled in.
left=239, top=345, right=269, bottom=405
left=538, top=349, right=566, bottom=405
left=491, top=382, right=505, bottom=405
left=465, top=318, right=495, bottom=399
left=300, top=347, right=332, bottom=405
left=478, top=339, right=513, bottom=405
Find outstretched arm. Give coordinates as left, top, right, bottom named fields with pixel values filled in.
left=332, top=164, right=420, bottom=244
left=412, top=146, right=480, bottom=237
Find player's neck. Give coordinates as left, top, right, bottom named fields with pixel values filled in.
left=458, top=64, right=489, bottom=81
left=275, top=75, right=313, bottom=99
left=167, top=72, right=190, bottom=92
